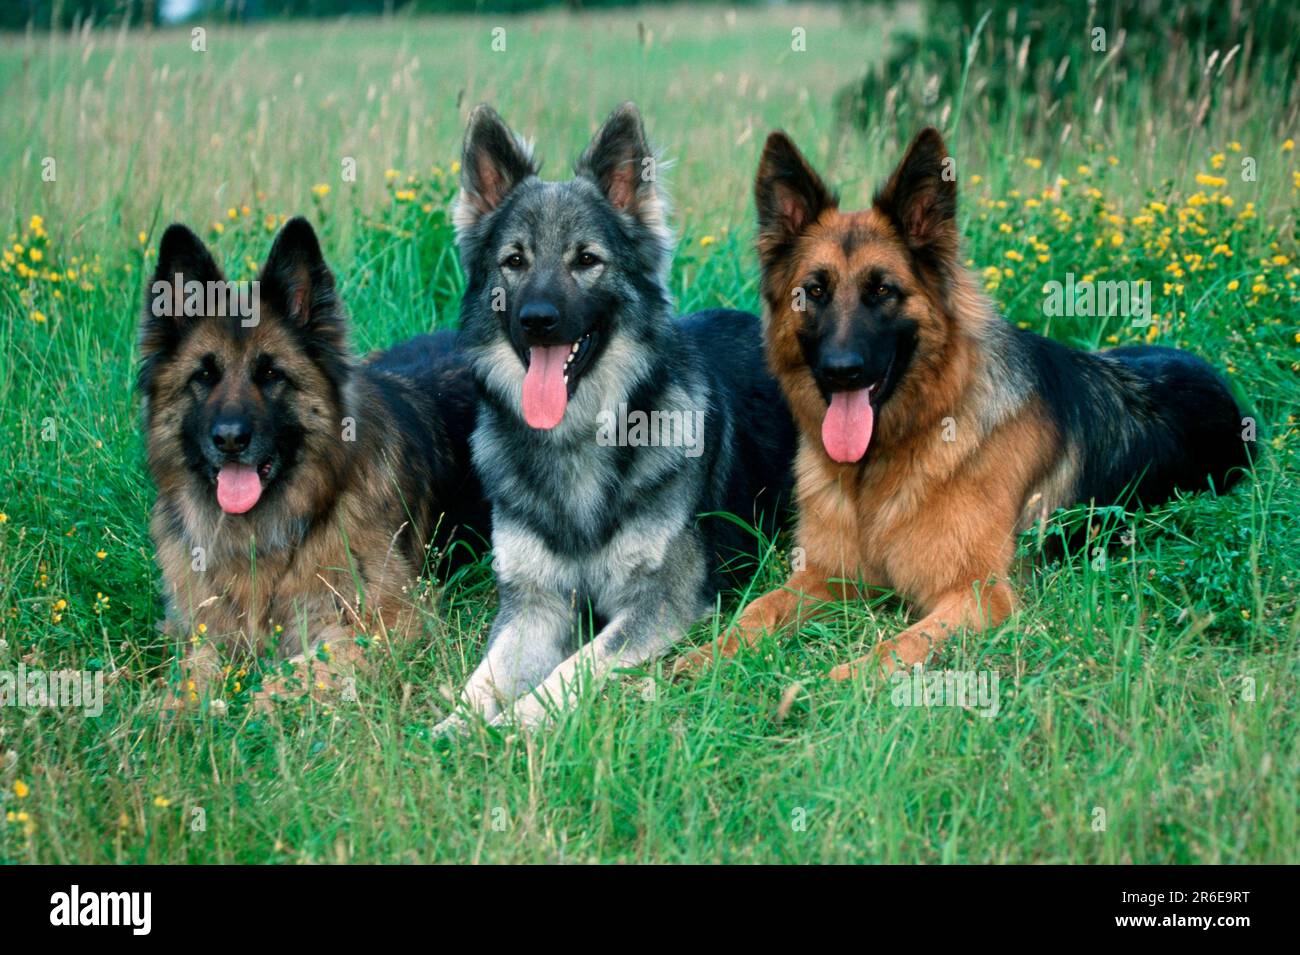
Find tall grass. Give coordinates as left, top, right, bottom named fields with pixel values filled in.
left=0, top=4, right=1296, bottom=863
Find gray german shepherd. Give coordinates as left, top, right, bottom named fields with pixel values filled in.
left=434, top=103, right=795, bottom=733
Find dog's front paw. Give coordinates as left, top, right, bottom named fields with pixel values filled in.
left=158, top=689, right=191, bottom=714
left=510, top=693, right=553, bottom=729
left=671, top=644, right=718, bottom=678
left=253, top=653, right=351, bottom=710
left=485, top=694, right=552, bottom=732
left=159, top=673, right=210, bottom=713
left=829, top=629, right=932, bottom=681
left=432, top=713, right=472, bottom=739
left=672, top=627, right=751, bottom=678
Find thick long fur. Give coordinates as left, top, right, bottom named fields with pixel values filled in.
left=681, top=127, right=1251, bottom=678
left=139, top=218, right=487, bottom=703
left=437, top=104, right=794, bottom=732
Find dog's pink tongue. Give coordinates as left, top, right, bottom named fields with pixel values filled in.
left=821, top=389, right=874, bottom=463
left=216, top=463, right=263, bottom=514
left=521, top=344, right=573, bottom=429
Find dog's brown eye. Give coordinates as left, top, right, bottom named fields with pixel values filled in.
left=191, top=361, right=219, bottom=387
left=806, top=283, right=826, bottom=300
left=575, top=251, right=601, bottom=269
left=873, top=285, right=891, bottom=298
left=502, top=253, right=526, bottom=270
left=260, top=365, right=283, bottom=384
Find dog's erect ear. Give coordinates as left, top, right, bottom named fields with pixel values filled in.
left=455, top=105, right=538, bottom=231
left=873, top=127, right=958, bottom=268
left=152, top=222, right=224, bottom=290
left=140, top=224, right=224, bottom=357
left=754, top=132, right=836, bottom=266
left=575, top=102, right=665, bottom=226
left=259, top=217, right=349, bottom=367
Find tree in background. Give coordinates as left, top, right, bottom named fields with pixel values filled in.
left=838, top=0, right=1300, bottom=144
left=0, top=1, right=164, bottom=30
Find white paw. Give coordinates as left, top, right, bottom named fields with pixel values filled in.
left=487, top=693, right=552, bottom=731
left=431, top=713, right=470, bottom=739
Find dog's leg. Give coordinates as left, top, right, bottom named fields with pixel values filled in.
left=163, top=639, right=224, bottom=711
left=433, top=584, right=572, bottom=736
left=829, top=580, right=1014, bottom=680
left=497, top=544, right=704, bottom=728
left=496, top=601, right=686, bottom=730
left=673, top=569, right=855, bottom=674
left=251, top=622, right=358, bottom=708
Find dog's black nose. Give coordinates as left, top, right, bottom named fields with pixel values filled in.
left=519, top=301, right=560, bottom=337
left=819, top=352, right=867, bottom=389
left=211, top=415, right=252, bottom=455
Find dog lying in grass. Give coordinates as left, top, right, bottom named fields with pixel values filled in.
left=434, top=103, right=795, bottom=733
left=679, top=127, right=1250, bottom=678
left=138, top=217, right=487, bottom=708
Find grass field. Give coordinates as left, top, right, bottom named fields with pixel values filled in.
left=1, top=4, right=1297, bottom=863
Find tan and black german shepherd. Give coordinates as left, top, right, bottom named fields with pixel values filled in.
left=680, top=127, right=1249, bottom=679
left=138, top=218, right=487, bottom=705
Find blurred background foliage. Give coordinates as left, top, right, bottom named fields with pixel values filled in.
left=3, top=0, right=780, bottom=32
left=838, top=0, right=1300, bottom=142
left=9, top=1, right=1298, bottom=143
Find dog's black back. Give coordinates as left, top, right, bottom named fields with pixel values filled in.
left=1015, top=332, right=1251, bottom=511
left=678, top=309, right=796, bottom=590
left=366, top=330, right=490, bottom=574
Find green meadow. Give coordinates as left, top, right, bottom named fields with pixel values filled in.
left=0, top=3, right=1296, bottom=862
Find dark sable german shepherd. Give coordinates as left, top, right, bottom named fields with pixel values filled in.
left=139, top=218, right=487, bottom=704
left=434, top=103, right=795, bottom=733
left=681, top=127, right=1250, bottom=679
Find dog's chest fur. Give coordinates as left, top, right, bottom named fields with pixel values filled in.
left=795, top=384, right=1057, bottom=608
left=473, top=386, right=705, bottom=605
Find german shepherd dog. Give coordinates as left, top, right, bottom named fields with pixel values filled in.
left=681, top=127, right=1249, bottom=679
left=434, top=103, right=795, bottom=733
left=139, top=217, right=487, bottom=704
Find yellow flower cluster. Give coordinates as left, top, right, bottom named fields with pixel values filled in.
left=971, top=138, right=1298, bottom=362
